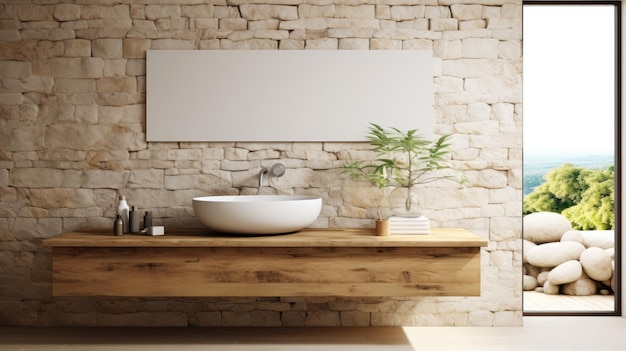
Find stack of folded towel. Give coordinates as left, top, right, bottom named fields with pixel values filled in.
left=389, top=215, right=430, bottom=235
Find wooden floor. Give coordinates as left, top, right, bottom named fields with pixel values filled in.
left=1, top=317, right=626, bottom=350
left=524, top=291, right=615, bottom=312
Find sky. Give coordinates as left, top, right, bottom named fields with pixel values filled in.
left=523, top=5, right=616, bottom=154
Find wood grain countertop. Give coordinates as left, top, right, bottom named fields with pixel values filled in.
left=43, top=228, right=488, bottom=248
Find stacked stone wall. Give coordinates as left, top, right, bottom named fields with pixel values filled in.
left=0, top=0, right=523, bottom=327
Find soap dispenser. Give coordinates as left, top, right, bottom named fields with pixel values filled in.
left=129, top=206, right=140, bottom=233
left=117, top=195, right=129, bottom=233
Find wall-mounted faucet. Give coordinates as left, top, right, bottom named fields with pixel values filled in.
left=259, top=163, right=286, bottom=187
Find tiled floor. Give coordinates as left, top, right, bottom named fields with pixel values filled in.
left=1, top=317, right=625, bottom=351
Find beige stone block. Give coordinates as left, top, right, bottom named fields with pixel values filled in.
left=222, top=311, right=281, bottom=327
left=166, top=149, right=202, bottom=160
left=182, top=5, right=214, bottom=18
left=96, top=77, right=137, bottom=93
left=10, top=168, right=79, bottom=188
left=338, top=38, right=369, bottom=50
left=128, top=169, right=164, bottom=189
left=214, top=5, right=241, bottom=19
left=390, top=5, right=425, bottom=21
left=63, top=39, right=91, bottom=57
left=396, top=18, right=428, bottom=30
left=240, top=4, right=298, bottom=21
left=335, top=5, right=375, bottom=19
left=0, top=19, right=20, bottom=30
left=219, top=18, right=247, bottom=31
left=123, top=39, right=151, bottom=59
left=403, top=38, right=431, bottom=50
left=305, top=38, right=337, bottom=49
left=103, top=59, right=127, bottom=77
left=0, top=93, right=21, bottom=105
left=279, top=18, right=327, bottom=31
left=155, top=18, right=188, bottom=31
left=92, top=39, right=122, bottom=59
left=327, top=18, right=379, bottom=30
left=54, top=4, right=80, bottom=21
left=33, top=57, right=103, bottom=78
left=487, top=18, right=521, bottom=30
left=502, top=4, right=522, bottom=18
left=145, top=5, right=181, bottom=20
left=81, top=170, right=129, bottom=189
left=45, top=124, right=145, bottom=151
left=129, top=4, right=146, bottom=19
left=227, top=30, right=254, bottom=41
left=28, top=188, right=95, bottom=209
left=0, top=169, right=8, bottom=187
left=305, top=311, right=341, bottom=326
left=430, top=18, right=458, bottom=31
left=299, top=4, right=335, bottom=19
left=52, top=79, right=95, bottom=94
left=328, top=28, right=375, bottom=38
left=450, top=4, right=482, bottom=20
left=252, top=30, right=288, bottom=40
left=0, top=61, right=31, bottom=79
left=0, top=30, right=19, bottom=42
left=370, top=38, right=401, bottom=49
left=281, top=311, right=306, bottom=326
left=87, top=19, right=133, bottom=31
left=340, top=311, right=370, bottom=326
left=499, top=40, right=521, bottom=59
left=459, top=20, right=486, bottom=30
left=193, top=18, right=219, bottom=30
left=278, top=39, right=304, bottom=49
left=463, top=38, right=498, bottom=59
left=74, top=104, right=98, bottom=124
left=131, top=19, right=158, bottom=34
left=16, top=5, right=54, bottom=21
left=81, top=5, right=129, bottom=20
left=248, top=19, right=279, bottom=30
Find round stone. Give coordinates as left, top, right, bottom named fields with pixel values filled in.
left=562, top=278, right=597, bottom=296
left=579, top=247, right=613, bottom=281
left=547, top=260, right=582, bottom=285
left=524, top=212, right=572, bottom=244
left=526, top=241, right=586, bottom=268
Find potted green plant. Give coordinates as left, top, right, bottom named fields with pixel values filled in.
left=343, top=123, right=466, bottom=221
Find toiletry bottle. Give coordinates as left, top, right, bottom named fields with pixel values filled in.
left=143, top=211, right=152, bottom=230
left=117, top=195, right=129, bottom=233
left=129, top=206, right=140, bottom=233
left=114, top=215, right=124, bottom=236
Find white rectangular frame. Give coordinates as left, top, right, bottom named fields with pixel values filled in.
left=146, top=50, right=433, bottom=142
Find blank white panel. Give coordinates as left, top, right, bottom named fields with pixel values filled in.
left=146, top=50, right=433, bottom=142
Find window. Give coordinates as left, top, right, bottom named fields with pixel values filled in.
left=523, top=1, right=621, bottom=315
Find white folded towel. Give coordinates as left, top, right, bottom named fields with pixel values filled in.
left=390, top=229, right=430, bottom=235
left=388, top=215, right=431, bottom=235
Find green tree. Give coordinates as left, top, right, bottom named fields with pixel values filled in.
left=523, top=164, right=614, bottom=230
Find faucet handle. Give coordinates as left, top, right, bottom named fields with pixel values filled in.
left=270, top=163, right=286, bottom=177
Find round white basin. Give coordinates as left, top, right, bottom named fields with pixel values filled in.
left=192, top=195, right=322, bottom=235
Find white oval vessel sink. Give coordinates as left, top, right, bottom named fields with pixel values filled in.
left=192, top=195, right=322, bottom=235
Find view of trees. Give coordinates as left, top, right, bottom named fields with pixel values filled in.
left=523, top=163, right=614, bottom=230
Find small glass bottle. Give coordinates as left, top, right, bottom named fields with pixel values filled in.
left=129, top=206, right=140, bottom=233
left=114, top=215, right=124, bottom=236
left=117, top=195, right=129, bottom=233
left=143, top=211, right=153, bottom=229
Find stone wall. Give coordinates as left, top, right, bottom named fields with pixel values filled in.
left=0, top=0, right=523, bottom=326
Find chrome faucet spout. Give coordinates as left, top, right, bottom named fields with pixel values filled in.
left=259, top=167, right=269, bottom=187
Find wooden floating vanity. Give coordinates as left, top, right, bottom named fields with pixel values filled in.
left=43, top=228, right=487, bottom=298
